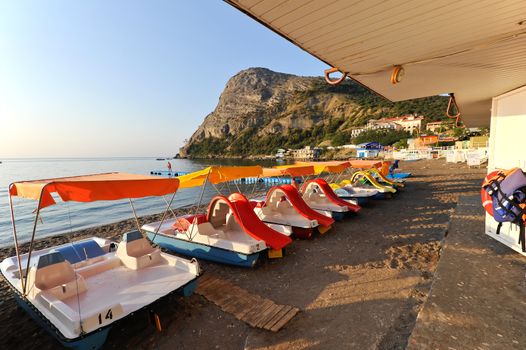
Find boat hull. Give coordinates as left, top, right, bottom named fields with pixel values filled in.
left=9, top=271, right=199, bottom=350
left=331, top=211, right=346, bottom=221
left=337, top=196, right=368, bottom=206
left=388, top=172, right=411, bottom=179
left=147, top=232, right=261, bottom=268
left=13, top=293, right=111, bottom=350
left=373, top=192, right=393, bottom=199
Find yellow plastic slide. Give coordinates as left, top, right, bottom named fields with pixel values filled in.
left=365, top=168, right=404, bottom=188
left=350, top=171, right=397, bottom=193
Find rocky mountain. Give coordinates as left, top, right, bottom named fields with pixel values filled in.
left=180, top=67, right=449, bottom=157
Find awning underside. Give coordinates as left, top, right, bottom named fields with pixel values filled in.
left=227, top=0, right=526, bottom=126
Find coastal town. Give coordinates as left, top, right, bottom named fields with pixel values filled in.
left=276, top=113, right=488, bottom=164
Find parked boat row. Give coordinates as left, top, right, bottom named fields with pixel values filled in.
left=0, top=160, right=408, bottom=349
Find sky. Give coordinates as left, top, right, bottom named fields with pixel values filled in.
left=0, top=1, right=327, bottom=158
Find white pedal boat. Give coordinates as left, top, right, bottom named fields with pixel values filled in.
left=2, top=172, right=200, bottom=349
left=143, top=193, right=293, bottom=267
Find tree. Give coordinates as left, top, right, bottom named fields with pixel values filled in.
left=452, top=127, right=465, bottom=138
left=331, top=131, right=351, bottom=146
left=352, top=129, right=411, bottom=146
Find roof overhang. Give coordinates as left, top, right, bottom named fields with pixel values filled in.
left=226, top=0, right=526, bottom=126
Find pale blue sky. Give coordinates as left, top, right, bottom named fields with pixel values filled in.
left=0, top=1, right=326, bottom=158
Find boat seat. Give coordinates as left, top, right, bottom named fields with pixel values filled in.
left=28, top=251, right=87, bottom=300
left=305, top=191, right=317, bottom=202
left=75, top=255, right=121, bottom=278
left=209, top=202, right=229, bottom=228
left=225, top=212, right=241, bottom=231
left=116, top=231, right=161, bottom=270
left=276, top=200, right=291, bottom=212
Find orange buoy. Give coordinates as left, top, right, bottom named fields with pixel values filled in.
left=481, top=171, right=500, bottom=216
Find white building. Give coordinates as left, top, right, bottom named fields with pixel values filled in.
left=289, top=146, right=321, bottom=160
left=426, top=121, right=448, bottom=133
left=370, top=115, right=423, bottom=134
left=366, top=120, right=402, bottom=131
left=350, top=127, right=366, bottom=138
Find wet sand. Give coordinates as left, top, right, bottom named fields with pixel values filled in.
left=0, top=160, right=486, bottom=349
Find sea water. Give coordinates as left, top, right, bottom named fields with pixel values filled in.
left=0, top=157, right=277, bottom=248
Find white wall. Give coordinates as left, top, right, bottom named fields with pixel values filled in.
left=487, top=85, right=526, bottom=256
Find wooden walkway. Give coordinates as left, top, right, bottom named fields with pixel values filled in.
left=196, top=273, right=300, bottom=332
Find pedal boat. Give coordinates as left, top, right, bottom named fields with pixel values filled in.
left=143, top=193, right=292, bottom=267
left=252, top=184, right=335, bottom=238
left=251, top=167, right=335, bottom=238
left=329, top=181, right=379, bottom=205
left=301, top=179, right=361, bottom=221
left=1, top=173, right=200, bottom=350
left=143, top=166, right=292, bottom=267
left=276, top=162, right=361, bottom=220
left=366, top=168, right=405, bottom=187
left=350, top=171, right=397, bottom=199
left=388, top=172, right=411, bottom=179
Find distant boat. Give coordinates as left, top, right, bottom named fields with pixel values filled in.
left=156, top=158, right=165, bottom=161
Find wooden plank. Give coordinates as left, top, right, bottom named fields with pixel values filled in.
left=233, top=297, right=261, bottom=320
left=245, top=299, right=276, bottom=327
left=197, top=278, right=222, bottom=294
left=216, top=293, right=240, bottom=310
left=254, top=303, right=282, bottom=328
left=196, top=274, right=214, bottom=289
left=270, top=308, right=300, bottom=332
left=195, top=274, right=299, bottom=331
left=262, top=305, right=293, bottom=331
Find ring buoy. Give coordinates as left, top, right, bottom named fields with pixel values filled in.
left=481, top=171, right=500, bottom=217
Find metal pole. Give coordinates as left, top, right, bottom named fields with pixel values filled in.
left=211, top=182, right=223, bottom=196
left=234, top=180, right=242, bottom=194
left=8, top=187, right=25, bottom=293
left=162, top=195, right=178, bottom=220
left=151, top=190, right=178, bottom=243
left=23, top=188, right=45, bottom=295
left=128, top=199, right=142, bottom=233
left=250, top=175, right=259, bottom=195
left=188, top=170, right=211, bottom=240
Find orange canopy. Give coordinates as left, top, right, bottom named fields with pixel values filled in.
left=177, top=166, right=262, bottom=188
left=9, top=172, right=180, bottom=209
left=262, top=165, right=314, bottom=177
left=294, top=161, right=351, bottom=175
left=348, top=160, right=383, bottom=169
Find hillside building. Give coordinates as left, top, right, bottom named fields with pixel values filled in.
left=425, top=121, right=452, bottom=133
left=289, top=146, right=321, bottom=160
left=370, top=115, right=423, bottom=134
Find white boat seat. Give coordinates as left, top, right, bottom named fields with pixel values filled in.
left=116, top=231, right=161, bottom=270
left=28, top=251, right=87, bottom=300
left=75, top=255, right=121, bottom=278
left=210, top=202, right=229, bottom=228
left=276, top=200, right=291, bottom=212
left=225, top=212, right=240, bottom=230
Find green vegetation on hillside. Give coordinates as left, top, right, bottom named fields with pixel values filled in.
left=186, top=79, right=449, bottom=157
left=353, top=129, right=411, bottom=145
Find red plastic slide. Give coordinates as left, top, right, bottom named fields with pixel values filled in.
left=266, top=185, right=335, bottom=227
left=207, top=193, right=292, bottom=250
left=305, top=179, right=361, bottom=213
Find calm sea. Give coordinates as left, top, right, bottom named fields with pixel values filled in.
left=0, top=157, right=279, bottom=248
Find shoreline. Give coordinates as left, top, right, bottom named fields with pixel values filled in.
left=0, top=206, right=198, bottom=260
left=0, top=160, right=488, bottom=350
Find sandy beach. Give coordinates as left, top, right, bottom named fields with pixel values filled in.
left=0, top=160, right=487, bottom=350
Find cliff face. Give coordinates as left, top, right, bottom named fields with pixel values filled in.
left=180, top=67, right=448, bottom=157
